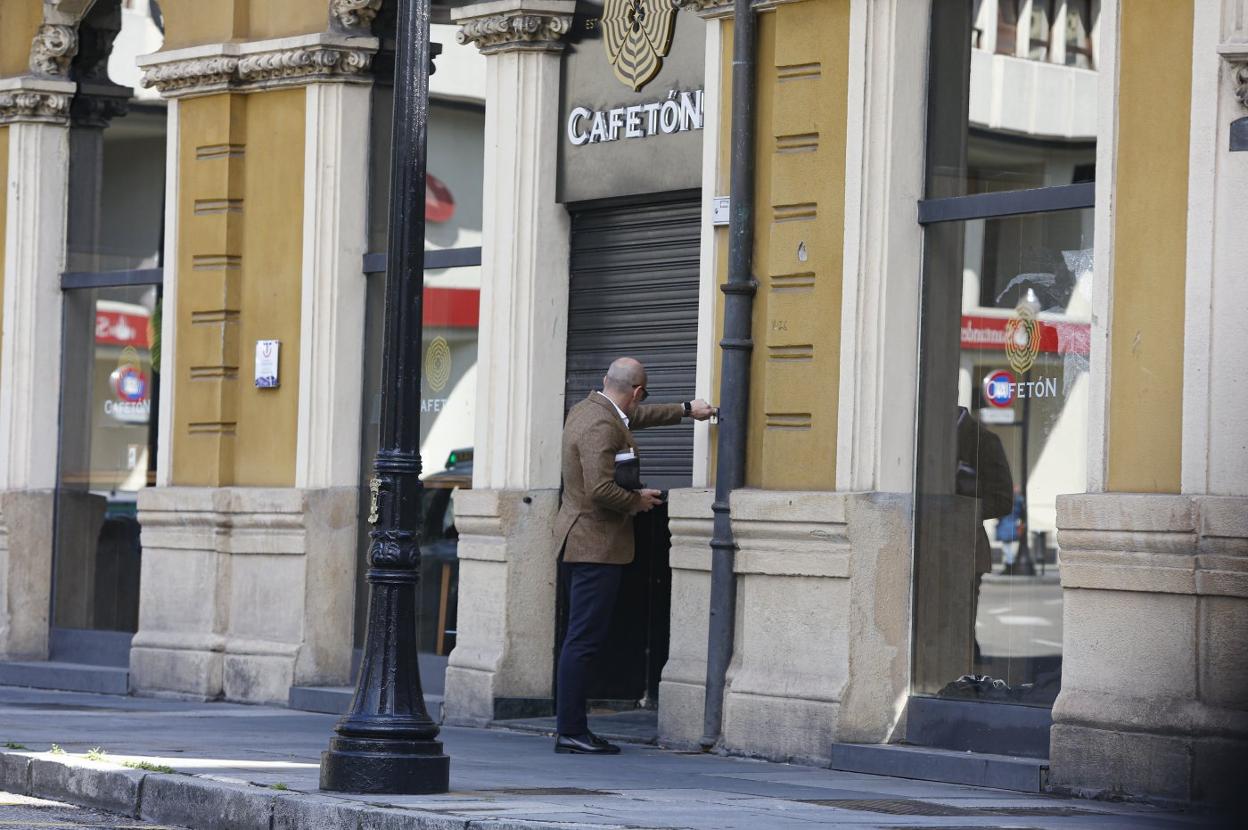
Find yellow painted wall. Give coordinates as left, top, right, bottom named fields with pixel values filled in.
left=171, top=91, right=303, bottom=487
left=247, top=0, right=331, bottom=42
left=160, top=0, right=328, bottom=50
left=233, top=88, right=304, bottom=486
left=1106, top=0, right=1192, bottom=493
left=0, top=127, right=8, bottom=391
left=0, top=0, right=44, bottom=78
left=715, top=1, right=851, bottom=490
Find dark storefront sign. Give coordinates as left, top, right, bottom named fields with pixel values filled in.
left=557, top=2, right=706, bottom=203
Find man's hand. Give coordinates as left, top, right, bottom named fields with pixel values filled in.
left=688, top=399, right=717, bottom=421
left=634, top=489, right=664, bottom=514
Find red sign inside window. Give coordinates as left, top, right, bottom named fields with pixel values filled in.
left=960, top=315, right=1089, bottom=356
left=96, top=310, right=150, bottom=348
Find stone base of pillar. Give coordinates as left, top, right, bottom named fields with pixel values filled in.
left=657, top=488, right=714, bottom=749
left=443, top=488, right=560, bottom=726
left=0, top=490, right=56, bottom=660
left=130, top=486, right=357, bottom=703
left=658, top=489, right=912, bottom=763
left=1052, top=493, right=1248, bottom=805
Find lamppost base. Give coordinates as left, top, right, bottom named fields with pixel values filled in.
left=320, top=736, right=450, bottom=794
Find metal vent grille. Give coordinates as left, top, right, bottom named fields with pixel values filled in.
left=565, top=195, right=701, bottom=491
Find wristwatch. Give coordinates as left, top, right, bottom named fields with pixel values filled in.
left=682, top=401, right=692, bottom=417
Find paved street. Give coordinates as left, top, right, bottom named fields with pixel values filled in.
left=0, top=686, right=1224, bottom=830
left=0, top=791, right=184, bottom=828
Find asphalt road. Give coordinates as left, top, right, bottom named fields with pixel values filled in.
left=0, top=792, right=184, bottom=829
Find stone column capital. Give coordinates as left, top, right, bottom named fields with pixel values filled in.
left=0, top=76, right=76, bottom=126
left=137, top=34, right=379, bottom=99
left=452, top=0, right=578, bottom=55
left=1218, top=40, right=1248, bottom=108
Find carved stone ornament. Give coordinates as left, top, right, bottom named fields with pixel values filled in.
left=29, top=24, right=79, bottom=77
left=141, top=44, right=374, bottom=97
left=332, top=0, right=383, bottom=30
left=0, top=90, right=73, bottom=125
left=1232, top=62, right=1248, bottom=109
left=456, top=11, right=574, bottom=54
left=672, top=0, right=732, bottom=12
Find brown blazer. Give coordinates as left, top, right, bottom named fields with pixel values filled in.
left=554, top=392, right=684, bottom=565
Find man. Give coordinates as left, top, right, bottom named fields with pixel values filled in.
left=552, top=357, right=715, bottom=754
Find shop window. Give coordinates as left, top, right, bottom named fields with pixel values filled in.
left=913, top=0, right=1097, bottom=719
left=353, top=56, right=484, bottom=673
left=1028, top=0, right=1054, bottom=61
left=996, top=0, right=1020, bottom=55
left=1065, top=0, right=1095, bottom=69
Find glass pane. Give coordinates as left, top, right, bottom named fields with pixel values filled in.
left=927, top=0, right=1098, bottom=198
left=367, top=92, right=485, bottom=257
left=914, top=208, right=1093, bottom=706
left=353, top=269, right=479, bottom=657
left=53, top=285, right=160, bottom=632
left=66, top=110, right=166, bottom=272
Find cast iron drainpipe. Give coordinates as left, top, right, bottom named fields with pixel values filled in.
left=701, top=0, right=759, bottom=750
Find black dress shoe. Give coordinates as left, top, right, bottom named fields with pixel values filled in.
left=555, top=733, right=621, bottom=754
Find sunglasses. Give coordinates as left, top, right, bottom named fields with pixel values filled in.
left=633, top=384, right=649, bottom=402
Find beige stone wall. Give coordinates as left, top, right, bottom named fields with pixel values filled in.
left=443, top=488, right=560, bottom=724
left=660, top=488, right=911, bottom=763
left=1052, top=493, right=1248, bottom=804
left=131, top=486, right=356, bottom=702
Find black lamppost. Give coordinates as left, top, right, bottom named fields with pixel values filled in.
left=319, top=0, right=450, bottom=795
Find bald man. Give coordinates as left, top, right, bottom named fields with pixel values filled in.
left=552, top=358, right=715, bottom=754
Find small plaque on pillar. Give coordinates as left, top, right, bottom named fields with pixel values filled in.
left=255, top=340, right=280, bottom=388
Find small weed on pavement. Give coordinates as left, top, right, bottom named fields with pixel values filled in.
left=123, top=759, right=176, bottom=774
left=49, top=744, right=65, bottom=755
left=85, top=747, right=107, bottom=762
left=2, top=742, right=26, bottom=750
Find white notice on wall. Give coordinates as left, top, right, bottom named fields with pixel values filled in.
left=255, top=340, right=280, bottom=388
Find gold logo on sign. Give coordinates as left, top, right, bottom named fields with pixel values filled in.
left=602, top=0, right=676, bottom=92
left=1004, top=307, right=1041, bottom=375
left=425, top=335, right=452, bottom=393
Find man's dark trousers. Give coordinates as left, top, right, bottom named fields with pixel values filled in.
left=556, top=561, right=624, bottom=735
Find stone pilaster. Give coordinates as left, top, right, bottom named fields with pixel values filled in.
left=0, top=77, right=74, bottom=660
left=129, top=31, right=377, bottom=702
left=131, top=487, right=357, bottom=702
left=657, top=488, right=714, bottom=747
left=442, top=0, right=576, bottom=725
left=1051, top=494, right=1248, bottom=805
left=711, top=490, right=911, bottom=765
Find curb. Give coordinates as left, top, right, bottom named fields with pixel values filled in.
left=0, top=750, right=628, bottom=830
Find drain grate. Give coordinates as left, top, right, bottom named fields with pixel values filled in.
left=490, top=787, right=613, bottom=796
left=982, top=806, right=1096, bottom=816
left=801, top=799, right=976, bottom=816
left=802, top=799, right=1095, bottom=818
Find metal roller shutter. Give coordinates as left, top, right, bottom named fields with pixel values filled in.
left=564, top=193, right=701, bottom=491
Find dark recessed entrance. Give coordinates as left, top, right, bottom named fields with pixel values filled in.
left=556, top=192, right=701, bottom=711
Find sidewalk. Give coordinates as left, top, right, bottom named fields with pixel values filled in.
left=0, top=686, right=1221, bottom=830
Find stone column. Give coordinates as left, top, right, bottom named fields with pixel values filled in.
left=0, top=76, right=75, bottom=660
left=129, top=32, right=377, bottom=702
left=443, top=0, right=575, bottom=724
left=1050, top=2, right=1248, bottom=806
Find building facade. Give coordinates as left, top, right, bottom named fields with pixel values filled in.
left=0, top=0, right=1244, bottom=809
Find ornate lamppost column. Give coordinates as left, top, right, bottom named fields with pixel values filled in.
left=319, top=0, right=449, bottom=795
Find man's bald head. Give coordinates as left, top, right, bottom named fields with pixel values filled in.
left=603, top=357, right=646, bottom=395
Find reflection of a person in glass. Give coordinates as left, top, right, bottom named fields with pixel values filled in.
left=955, top=405, right=1014, bottom=661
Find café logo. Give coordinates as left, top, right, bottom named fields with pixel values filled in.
left=1004, top=305, right=1041, bottom=374
left=425, top=335, right=452, bottom=394
left=602, top=0, right=676, bottom=91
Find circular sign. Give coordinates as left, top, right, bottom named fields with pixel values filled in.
left=425, top=336, right=452, bottom=393
left=112, top=365, right=148, bottom=403
left=983, top=369, right=1015, bottom=408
